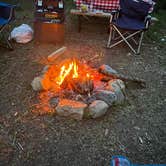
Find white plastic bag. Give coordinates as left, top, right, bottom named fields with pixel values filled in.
left=10, top=24, right=33, bottom=44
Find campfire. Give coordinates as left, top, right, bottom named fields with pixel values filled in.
left=31, top=47, right=144, bottom=120
left=40, top=58, right=100, bottom=95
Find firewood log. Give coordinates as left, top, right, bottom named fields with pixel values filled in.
left=70, top=78, right=94, bottom=95
left=47, top=46, right=67, bottom=62
left=99, top=69, right=146, bottom=88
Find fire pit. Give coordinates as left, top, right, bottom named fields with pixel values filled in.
left=31, top=54, right=126, bottom=120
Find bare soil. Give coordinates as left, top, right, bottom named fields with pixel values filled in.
left=0, top=3, right=166, bottom=166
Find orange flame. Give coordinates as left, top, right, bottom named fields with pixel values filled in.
left=73, top=60, right=78, bottom=78
left=56, top=59, right=79, bottom=85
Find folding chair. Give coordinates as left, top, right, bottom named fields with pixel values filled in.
left=0, top=2, right=16, bottom=50
left=107, top=0, right=152, bottom=54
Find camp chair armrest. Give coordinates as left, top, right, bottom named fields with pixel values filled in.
left=145, top=15, right=152, bottom=21
left=145, top=15, right=151, bottom=29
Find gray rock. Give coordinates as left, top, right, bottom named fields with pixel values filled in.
left=31, top=75, right=51, bottom=91
left=93, top=90, right=117, bottom=106
left=41, top=65, right=50, bottom=75
left=114, top=88, right=125, bottom=104
left=56, top=99, right=87, bottom=120
left=31, top=76, right=43, bottom=91
left=106, top=79, right=125, bottom=104
left=99, top=64, right=118, bottom=75
left=88, top=100, right=109, bottom=118
left=49, top=97, right=59, bottom=108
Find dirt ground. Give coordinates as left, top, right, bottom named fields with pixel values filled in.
left=0, top=2, right=166, bottom=166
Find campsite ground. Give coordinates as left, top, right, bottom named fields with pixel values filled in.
left=0, top=1, right=166, bottom=165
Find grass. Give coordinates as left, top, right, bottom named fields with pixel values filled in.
left=145, top=10, right=166, bottom=47
left=145, top=10, right=166, bottom=70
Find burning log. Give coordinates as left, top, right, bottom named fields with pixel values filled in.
left=47, top=46, right=67, bottom=62
left=60, top=76, right=94, bottom=95
left=70, top=77, right=94, bottom=95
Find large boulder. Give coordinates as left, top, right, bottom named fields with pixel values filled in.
left=87, top=100, right=109, bottom=118
left=31, top=74, right=51, bottom=91
left=93, top=90, right=117, bottom=106
left=107, top=79, right=125, bottom=92
left=31, top=76, right=43, bottom=91
left=56, top=99, right=87, bottom=120
left=106, top=79, right=126, bottom=104
left=99, top=64, right=118, bottom=75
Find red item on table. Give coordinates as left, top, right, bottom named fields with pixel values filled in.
left=75, top=0, right=120, bottom=12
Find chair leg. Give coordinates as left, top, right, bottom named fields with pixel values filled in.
left=107, top=25, right=145, bottom=54
left=109, top=26, right=146, bottom=54
left=113, top=26, right=137, bottom=54
left=107, top=25, right=113, bottom=47
left=107, top=30, right=139, bottom=49
left=0, top=25, right=13, bottom=50
left=137, top=31, right=144, bottom=54
left=112, top=26, right=116, bottom=40
left=4, top=35, right=13, bottom=50
left=131, top=36, right=138, bottom=45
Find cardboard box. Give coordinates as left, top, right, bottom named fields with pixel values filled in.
left=34, top=21, right=64, bottom=44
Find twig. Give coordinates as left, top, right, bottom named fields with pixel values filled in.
left=17, top=142, right=24, bottom=151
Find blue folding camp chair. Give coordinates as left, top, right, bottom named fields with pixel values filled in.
left=107, top=0, right=153, bottom=54
left=0, top=2, right=16, bottom=50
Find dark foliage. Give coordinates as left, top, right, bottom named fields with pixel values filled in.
left=153, top=0, right=166, bottom=12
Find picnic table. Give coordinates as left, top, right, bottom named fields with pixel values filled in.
left=74, top=0, right=119, bottom=12
left=71, top=0, right=119, bottom=32
left=70, top=9, right=112, bottom=32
